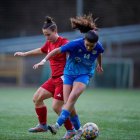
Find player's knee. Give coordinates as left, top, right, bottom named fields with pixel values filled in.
left=33, top=94, right=43, bottom=105
left=33, top=97, right=38, bottom=105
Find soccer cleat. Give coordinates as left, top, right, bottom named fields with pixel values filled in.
left=73, top=128, right=83, bottom=140
left=61, top=129, right=76, bottom=140
left=48, top=124, right=59, bottom=135
left=28, top=124, right=48, bottom=133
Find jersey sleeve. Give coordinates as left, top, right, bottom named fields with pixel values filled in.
left=60, top=40, right=78, bottom=53
left=41, top=41, right=48, bottom=53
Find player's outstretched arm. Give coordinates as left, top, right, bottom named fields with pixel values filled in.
left=14, top=48, right=42, bottom=57
left=33, top=48, right=61, bottom=69
left=14, top=52, right=26, bottom=56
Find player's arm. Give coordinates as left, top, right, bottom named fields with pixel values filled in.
left=14, top=48, right=43, bottom=57
left=96, top=53, right=103, bottom=73
left=45, top=48, right=61, bottom=61
left=33, top=41, right=75, bottom=69
left=33, top=48, right=61, bottom=69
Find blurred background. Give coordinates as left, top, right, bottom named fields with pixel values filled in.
left=0, top=0, right=140, bottom=88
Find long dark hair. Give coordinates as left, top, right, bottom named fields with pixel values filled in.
left=70, top=14, right=98, bottom=33
left=42, top=16, right=57, bottom=31
left=70, top=14, right=99, bottom=43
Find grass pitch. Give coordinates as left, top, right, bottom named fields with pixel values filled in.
left=0, top=87, right=140, bottom=140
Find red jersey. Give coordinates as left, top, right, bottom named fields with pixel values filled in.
left=41, top=36, right=68, bottom=77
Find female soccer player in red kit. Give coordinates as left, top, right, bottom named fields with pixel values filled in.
left=14, top=16, right=75, bottom=139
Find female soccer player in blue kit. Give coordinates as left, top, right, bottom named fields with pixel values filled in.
left=33, top=14, right=104, bottom=140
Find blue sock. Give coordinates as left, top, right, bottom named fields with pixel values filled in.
left=57, top=109, right=70, bottom=126
left=70, top=115, right=81, bottom=130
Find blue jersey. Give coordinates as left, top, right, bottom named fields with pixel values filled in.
left=60, top=38, right=104, bottom=76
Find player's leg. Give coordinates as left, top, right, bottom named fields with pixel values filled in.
left=64, top=82, right=86, bottom=140
left=63, top=81, right=86, bottom=119
left=48, top=82, right=86, bottom=135
left=52, top=77, right=75, bottom=139
left=63, top=84, right=72, bottom=104
left=48, top=75, right=75, bottom=133
left=52, top=98, right=74, bottom=130
left=71, top=75, right=90, bottom=140
left=63, top=84, right=81, bottom=131
left=48, top=75, right=89, bottom=139
left=29, top=79, right=54, bottom=133
left=52, top=99, right=75, bottom=139
left=48, top=75, right=84, bottom=132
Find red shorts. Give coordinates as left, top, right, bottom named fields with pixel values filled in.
left=41, top=76, right=63, bottom=101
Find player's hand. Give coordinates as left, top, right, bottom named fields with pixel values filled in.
left=14, top=52, right=26, bottom=56
left=96, top=64, right=103, bottom=73
left=33, top=61, right=45, bottom=69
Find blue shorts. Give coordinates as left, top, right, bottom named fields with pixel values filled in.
left=63, top=74, right=90, bottom=85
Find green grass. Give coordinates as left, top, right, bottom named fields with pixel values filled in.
left=0, top=87, right=140, bottom=140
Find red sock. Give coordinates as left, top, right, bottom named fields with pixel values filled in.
left=35, top=106, right=47, bottom=125
left=64, top=118, right=74, bottom=130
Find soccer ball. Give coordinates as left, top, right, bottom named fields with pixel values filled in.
left=82, top=122, right=99, bottom=140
